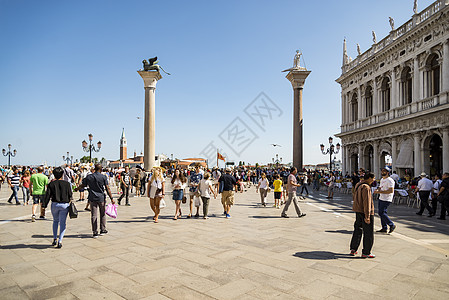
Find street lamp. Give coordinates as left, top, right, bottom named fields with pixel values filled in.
left=62, top=152, right=73, bottom=165
left=2, top=144, right=17, bottom=168
left=320, top=136, right=340, bottom=172
left=82, top=133, right=101, bottom=163
left=272, top=154, right=283, bottom=168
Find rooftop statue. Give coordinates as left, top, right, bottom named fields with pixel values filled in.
left=357, top=44, right=361, bottom=56
left=282, top=50, right=307, bottom=72
left=414, top=0, right=418, bottom=14
left=389, top=17, right=395, bottom=31
left=142, top=57, right=171, bottom=75
left=372, top=31, right=377, bottom=44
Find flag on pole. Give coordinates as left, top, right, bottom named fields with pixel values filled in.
left=217, top=152, right=226, bottom=162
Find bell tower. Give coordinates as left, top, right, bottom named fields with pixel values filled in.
left=120, top=128, right=127, bottom=160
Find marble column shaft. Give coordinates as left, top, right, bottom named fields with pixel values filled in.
left=414, top=133, right=421, bottom=175
left=443, top=128, right=449, bottom=173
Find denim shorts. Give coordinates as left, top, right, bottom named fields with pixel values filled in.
left=172, top=189, right=183, bottom=201
left=32, top=195, right=45, bottom=205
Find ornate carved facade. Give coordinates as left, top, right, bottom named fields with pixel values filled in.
left=336, top=0, right=449, bottom=178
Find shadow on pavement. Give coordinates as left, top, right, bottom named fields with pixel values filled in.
left=293, top=251, right=355, bottom=260
left=32, top=234, right=92, bottom=239
left=0, top=244, right=53, bottom=250
left=249, top=216, right=283, bottom=219
left=324, top=229, right=353, bottom=234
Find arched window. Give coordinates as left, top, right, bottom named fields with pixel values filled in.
left=427, top=54, right=440, bottom=97
left=401, top=67, right=412, bottom=105
left=365, top=86, right=373, bottom=117
left=351, top=93, right=358, bottom=122
left=381, top=77, right=391, bottom=112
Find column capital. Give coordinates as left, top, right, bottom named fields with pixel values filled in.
left=442, top=127, right=449, bottom=133
left=138, top=70, right=162, bottom=89
left=285, top=70, right=311, bottom=89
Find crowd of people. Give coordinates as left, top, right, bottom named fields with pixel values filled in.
left=1, top=163, right=448, bottom=258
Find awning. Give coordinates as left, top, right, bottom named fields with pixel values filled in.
left=395, top=139, right=414, bottom=169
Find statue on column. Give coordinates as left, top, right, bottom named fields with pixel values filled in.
left=142, top=56, right=171, bottom=75
left=282, top=50, right=306, bottom=72
left=413, top=0, right=418, bottom=14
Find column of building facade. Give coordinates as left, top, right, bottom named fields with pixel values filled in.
left=373, top=78, right=379, bottom=115
left=391, top=67, right=398, bottom=109
left=342, top=92, right=347, bottom=125
left=341, top=145, right=347, bottom=175
left=391, top=137, right=397, bottom=172
left=414, top=133, right=421, bottom=175
left=358, top=144, right=363, bottom=170
left=443, top=40, right=449, bottom=94
left=442, top=128, right=449, bottom=173
left=373, top=141, right=380, bottom=179
left=357, top=86, right=363, bottom=121
left=413, top=57, right=420, bottom=102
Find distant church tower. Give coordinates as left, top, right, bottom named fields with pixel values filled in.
left=120, top=128, right=127, bottom=160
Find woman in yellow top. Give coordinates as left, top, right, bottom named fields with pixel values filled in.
left=273, top=174, right=283, bottom=209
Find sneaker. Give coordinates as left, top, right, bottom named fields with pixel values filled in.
left=273, top=204, right=276, bottom=207
left=39, top=216, right=45, bottom=219
left=32, top=215, right=36, bottom=222
left=281, top=215, right=289, bottom=218
left=194, top=214, right=200, bottom=218
left=125, top=203, right=131, bottom=206
left=52, top=239, right=57, bottom=246
left=298, top=213, right=306, bottom=218
left=203, top=216, right=209, bottom=219
left=56, top=242, right=62, bottom=249
left=16, top=202, right=21, bottom=205
left=263, top=204, right=266, bottom=207
left=223, top=211, right=227, bottom=215
left=389, top=225, right=396, bottom=233
left=361, top=253, right=376, bottom=258
left=93, top=232, right=99, bottom=238
left=376, top=229, right=388, bottom=233
left=416, top=212, right=423, bottom=216
left=350, top=249, right=358, bottom=256
left=100, top=230, right=108, bottom=235
left=226, top=214, right=231, bottom=218
left=85, top=208, right=91, bottom=211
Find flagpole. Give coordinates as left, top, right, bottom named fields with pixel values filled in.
left=217, top=149, right=219, bottom=167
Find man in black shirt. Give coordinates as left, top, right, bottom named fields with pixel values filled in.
left=77, top=164, right=115, bottom=238
left=219, top=167, right=237, bottom=218
left=351, top=172, right=360, bottom=194
left=117, top=166, right=131, bottom=205
left=436, top=172, right=449, bottom=220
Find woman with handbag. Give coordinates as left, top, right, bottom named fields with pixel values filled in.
left=256, top=173, right=269, bottom=207
left=147, top=167, right=165, bottom=223
left=42, top=167, right=73, bottom=248
left=171, top=169, right=186, bottom=220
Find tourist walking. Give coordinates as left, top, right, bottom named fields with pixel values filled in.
left=77, top=164, right=115, bottom=238
left=7, top=167, right=21, bottom=205
left=188, top=165, right=203, bottom=218
left=77, top=166, right=89, bottom=202
left=171, top=169, right=186, bottom=220
left=432, top=174, right=442, bottom=216
left=198, top=173, right=216, bottom=219
left=300, top=173, right=309, bottom=196
left=21, top=170, right=31, bottom=205
left=42, top=167, right=72, bottom=248
left=134, top=169, right=141, bottom=198
left=374, top=169, right=396, bottom=233
left=436, top=172, right=449, bottom=220
left=416, top=172, right=435, bottom=217
left=256, top=172, right=269, bottom=207
left=117, top=166, right=131, bottom=206
left=273, top=174, right=283, bottom=209
left=349, top=172, right=376, bottom=258
left=30, top=166, right=49, bottom=221
left=147, top=167, right=165, bottom=223
left=326, top=172, right=336, bottom=199
left=281, top=167, right=306, bottom=218
left=219, top=167, right=237, bottom=218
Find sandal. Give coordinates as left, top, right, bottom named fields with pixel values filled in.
left=173, top=217, right=178, bottom=220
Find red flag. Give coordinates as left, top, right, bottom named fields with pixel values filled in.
left=217, top=152, right=225, bottom=161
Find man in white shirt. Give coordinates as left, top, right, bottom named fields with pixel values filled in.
left=415, top=172, right=435, bottom=217
left=374, top=169, right=396, bottom=233
left=390, top=171, right=400, bottom=185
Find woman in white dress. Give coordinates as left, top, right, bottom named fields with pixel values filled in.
left=147, top=168, right=165, bottom=223
left=256, top=173, right=269, bottom=207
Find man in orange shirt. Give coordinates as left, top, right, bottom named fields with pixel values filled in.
left=349, top=172, right=376, bottom=258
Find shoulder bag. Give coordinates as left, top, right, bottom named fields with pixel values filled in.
left=68, top=201, right=78, bottom=219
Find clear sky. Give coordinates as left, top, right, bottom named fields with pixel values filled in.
left=0, top=0, right=435, bottom=167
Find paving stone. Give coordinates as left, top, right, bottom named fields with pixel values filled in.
left=162, top=285, right=215, bottom=300
left=206, top=279, right=257, bottom=299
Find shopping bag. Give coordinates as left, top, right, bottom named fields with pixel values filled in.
left=68, top=202, right=78, bottom=219
left=105, top=203, right=118, bottom=218
left=159, top=199, right=166, bottom=209
left=194, top=196, right=201, bottom=207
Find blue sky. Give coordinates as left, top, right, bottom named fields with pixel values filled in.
left=0, top=0, right=434, bottom=166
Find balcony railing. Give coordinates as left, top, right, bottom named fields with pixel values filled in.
left=341, top=93, right=447, bottom=133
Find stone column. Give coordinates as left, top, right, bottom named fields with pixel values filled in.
left=391, top=137, right=397, bottom=173
left=373, top=78, right=379, bottom=115
left=443, top=40, right=449, bottom=92
left=414, top=133, right=421, bottom=176
left=391, top=68, right=397, bottom=109
left=358, top=144, right=363, bottom=170
left=138, top=70, right=162, bottom=170
left=443, top=128, right=449, bottom=173
left=357, top=86, right=362, bottom=120
left=341, top=145, right=346, bottom=175
left=373, top=141, right=380, bottom=179
left=341, top=92, right=346, bottom=125
left=413, top=57, right=420, bottom=102
left=285, top=70, right=311, bottom=172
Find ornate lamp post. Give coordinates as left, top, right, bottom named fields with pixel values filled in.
left=62, top=152, right=73, bottom=165
left=82, top=133, right=102, bottom=163
left=2, top=144, right=17, bottom=168
left=320, top=137, right=340, bottom=172
left=272, top=154, right=283, bottom=168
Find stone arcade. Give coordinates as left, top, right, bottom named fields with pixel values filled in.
left=336, top=0, right=449, bottom=178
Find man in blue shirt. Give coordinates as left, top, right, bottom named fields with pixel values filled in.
left=77, top=164, right=115, bottom=238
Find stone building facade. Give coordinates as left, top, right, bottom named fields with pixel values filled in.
left=336, top=0, right=449, bottom=179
